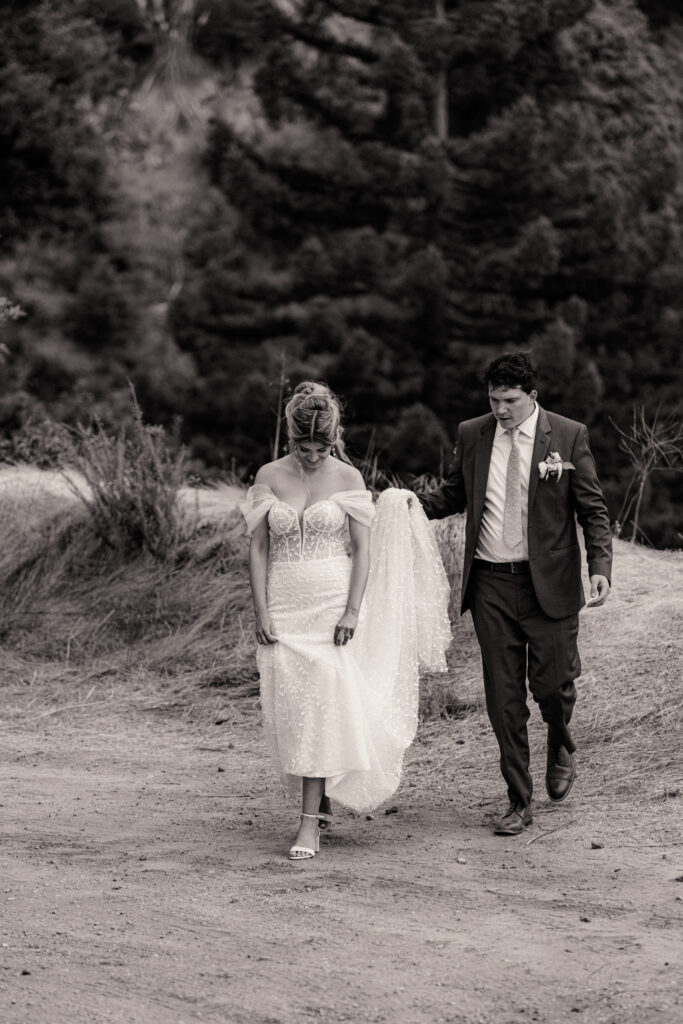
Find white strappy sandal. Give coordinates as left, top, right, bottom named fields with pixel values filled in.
left=288, top=812, right=322, bottom=860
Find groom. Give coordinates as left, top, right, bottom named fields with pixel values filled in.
left=419, top=352, right=612, bottom=835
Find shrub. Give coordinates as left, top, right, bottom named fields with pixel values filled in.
left=66, top=388, right=192, bottom=561
left=0, top=410, right=74, bottom=467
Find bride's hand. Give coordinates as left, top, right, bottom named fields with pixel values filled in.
left=334, top=610, right=358, bottom=646
left=255, top=614, right=278, bottom=645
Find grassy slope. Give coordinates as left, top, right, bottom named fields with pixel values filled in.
left=0, top=466, right=680, bottom=801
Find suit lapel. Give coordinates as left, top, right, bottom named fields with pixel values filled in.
left=472, top=416, right=496, bottom=529
left=529, top=406, right=552, bottom=511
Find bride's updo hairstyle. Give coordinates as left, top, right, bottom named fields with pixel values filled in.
left=285, top=381, right=352, bottom=463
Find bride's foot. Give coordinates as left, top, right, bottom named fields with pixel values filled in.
left=318, top=793, right=333, bottom=831
left=288, top=813, right=321, bottom=861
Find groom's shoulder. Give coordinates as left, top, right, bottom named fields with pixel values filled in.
left=458, top=412, right=494, bottom=437
left=544, top=408, right=587, bottom=435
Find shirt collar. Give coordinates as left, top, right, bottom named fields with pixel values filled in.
left=494, top=402, right=539, bottom=439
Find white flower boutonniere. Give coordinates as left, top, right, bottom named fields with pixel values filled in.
left=538, top=451, right=575, bottom=483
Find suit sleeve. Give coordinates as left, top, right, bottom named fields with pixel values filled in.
left=570, top=425, right=613, bottom=582
left=417, top=426, right=468, bottom=520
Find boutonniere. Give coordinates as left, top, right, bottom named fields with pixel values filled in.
left=538, top=451, right=574, bottom=482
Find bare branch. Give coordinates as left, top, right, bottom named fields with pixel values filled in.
left=609, top=405, right=683, bottom=543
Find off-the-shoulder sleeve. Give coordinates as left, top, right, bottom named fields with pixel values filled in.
left=239, top=484, right=278, bottom=536
left=335, top=489, right=375, bottom=527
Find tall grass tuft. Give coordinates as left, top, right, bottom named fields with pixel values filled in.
left=0, top=403, right=257, bottom=707
left=65, top=389, right=192, bottom=562
left=0, top=464, right=255, bottom=706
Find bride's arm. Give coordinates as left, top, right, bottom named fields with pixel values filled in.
left=248, top=517, right=278, bottom=645
left=334, top=517, right=370, bottom=646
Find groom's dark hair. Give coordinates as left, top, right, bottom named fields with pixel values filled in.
left=485, top=351, right=537, bottom=393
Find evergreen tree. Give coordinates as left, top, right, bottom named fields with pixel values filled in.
left=172, top=1, right=491, bottom=468
left=173, top=0, right=682, bottom=543
left=1, top=0, right=679, bottom=543
left=0, top=0, right=122, bottom=237
left=0, top=2, right=142, bottom=437
left=433, top=2, right=682, bottom=420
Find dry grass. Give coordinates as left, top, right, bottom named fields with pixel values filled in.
left=64, top=397, right=192, bottom=560
left=574, top=542, right=683, bottom=798
left=0, top=465, right=680, bottom=802
left=0, top=466, right=257, bottom=721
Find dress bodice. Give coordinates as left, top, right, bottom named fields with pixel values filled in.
left=240, top=485, right=375, bottom=563
left=267, top=499, right=349, bottom=562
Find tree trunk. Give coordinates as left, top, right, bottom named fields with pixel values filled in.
left=138, top=0, right=203, bottom=107
left=272, top=350, right=288, bottom=461
left=630, top=472, right=647, bottom=543
left=434, top=0, right=448, bottom=140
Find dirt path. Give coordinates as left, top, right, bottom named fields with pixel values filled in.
left=1, top=699, right=681, bottom=1024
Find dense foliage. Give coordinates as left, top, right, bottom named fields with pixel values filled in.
left=173, top=0, right=683, bottom=542
left=0, top=0, right=144, bottom=433
left=1, top=0, right=682, bottom=545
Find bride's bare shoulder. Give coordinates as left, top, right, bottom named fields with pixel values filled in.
left=253, top=456, right=293, bottom=488
left=336, top=460, right=366, bottom=491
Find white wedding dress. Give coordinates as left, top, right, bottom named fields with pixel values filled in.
left=241, top=485, right=451, bottom=812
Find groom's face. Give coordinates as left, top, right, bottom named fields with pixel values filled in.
left=488, top=384, right=537, bottom=429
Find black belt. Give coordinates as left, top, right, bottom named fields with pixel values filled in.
left=474, top=559, right=530, bottom=575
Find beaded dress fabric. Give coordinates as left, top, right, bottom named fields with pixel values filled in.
left=241, top=484, right=451, bottom=812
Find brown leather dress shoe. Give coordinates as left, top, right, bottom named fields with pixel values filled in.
left=546, top=745, right=576, bottom=802
left=493, top=803, right=533, bottom=835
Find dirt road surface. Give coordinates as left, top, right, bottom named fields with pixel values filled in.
left=1, top=696, right=681, bottom=1024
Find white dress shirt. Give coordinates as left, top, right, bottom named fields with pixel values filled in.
left=475, top=403, right=539, bottom=563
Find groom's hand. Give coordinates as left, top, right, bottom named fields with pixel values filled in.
left=587, top=574, right=610, bottom=607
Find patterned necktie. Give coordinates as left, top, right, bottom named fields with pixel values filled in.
left=503, top=427, right=523, bottom=548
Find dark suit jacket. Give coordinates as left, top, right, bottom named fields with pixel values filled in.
left=419, top=407, right=613, bottom=619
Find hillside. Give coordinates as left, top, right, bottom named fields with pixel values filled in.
left=1, top=1, right=682, bottom=544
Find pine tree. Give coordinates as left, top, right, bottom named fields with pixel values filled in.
left=0, top=1, right=142, bottom=438
left=172, top=1, right=494, bottom=468
left=174, top=0, right=683, bottom=542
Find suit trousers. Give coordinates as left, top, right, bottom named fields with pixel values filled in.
left=468, top=565, right=580, bottom=807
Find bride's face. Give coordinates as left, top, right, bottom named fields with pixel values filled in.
left=294, top=441, right=334, bottom=471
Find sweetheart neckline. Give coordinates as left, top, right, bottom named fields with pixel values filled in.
left=269, top=494, right=347, bottom=546
left=271, top=496, right=347, bottom=542
left=273, top=494, right=343, bottom=519
left=260, top=487, right=368, bottom=519
left=247, top=485, right=372, bottom=541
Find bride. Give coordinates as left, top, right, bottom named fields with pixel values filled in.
left=241, top=382, right=451, bottom=860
